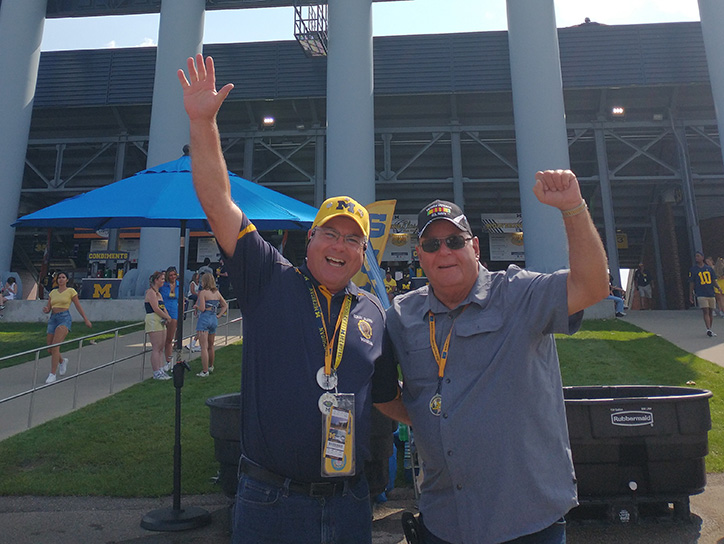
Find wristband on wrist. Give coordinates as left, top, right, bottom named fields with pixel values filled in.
left=561, top=200, right=587, bottom=218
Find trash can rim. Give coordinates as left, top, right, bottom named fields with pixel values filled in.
left=563, top=384, right=712, bottom=403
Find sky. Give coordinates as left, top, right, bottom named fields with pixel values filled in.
left=40, top=0, right=702, bottom=52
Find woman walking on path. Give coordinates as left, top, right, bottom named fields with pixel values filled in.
left=42, top=271, right=92, bottom=384
left=145, top=271, right=173, bottom=381
left=194, top=273, right=227, bottom=377
left=159, top=266, right=180, bottom=369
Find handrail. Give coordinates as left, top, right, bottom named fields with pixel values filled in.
left=0, top=300, right=243, bottom=438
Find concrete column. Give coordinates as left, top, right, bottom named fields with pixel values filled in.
left=243, top=136, right=255, bottom=181
left=326, top=0, right=375, bottom=205
left=650, top=212, right=668, bottom=310
left=451, top=128, right=465, bottom=208
left=699, top=0, right=724, bottom=173
left=506, top=0, right=570, bottom=273
left=315, top=133, right=326, bottom=207
left=138, top=0, right=205, bottom=276
left=0, top=0, right=47, bottom=274
left=674, top=125, right=703, bottom=255
left=594, top=126, right=621, bottom=286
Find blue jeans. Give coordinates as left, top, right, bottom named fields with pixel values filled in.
left=606, top=295, right=625, bottom=314
left=232, top=472, right=372, bottom=544
left=419, top=514, right=566, bottom=544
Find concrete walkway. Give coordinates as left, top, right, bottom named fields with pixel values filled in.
left=622, top=309, right=724, bottom=368
left=0, top=311, right=243, bottom=442
left=3, top=310, right=724, bottom=543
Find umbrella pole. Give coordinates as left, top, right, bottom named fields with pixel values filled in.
left=141, top=220, right=210, bottom=532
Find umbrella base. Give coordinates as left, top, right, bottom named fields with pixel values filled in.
left=140, top=505, right=211, bottom=532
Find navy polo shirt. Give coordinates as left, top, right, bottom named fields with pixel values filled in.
left=224, top=215, right=398, bottom=483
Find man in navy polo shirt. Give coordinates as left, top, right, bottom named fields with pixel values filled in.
left=178, top=55, right=399, bottom=544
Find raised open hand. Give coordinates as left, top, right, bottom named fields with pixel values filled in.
left=177, top=54, right=234, bottom=122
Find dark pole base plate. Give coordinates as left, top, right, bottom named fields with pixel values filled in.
left=141, top=506, right=212, bottom=532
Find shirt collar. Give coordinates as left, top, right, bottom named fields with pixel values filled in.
left=421, top=264, right=492, bottom=318
left=299, top=262, right=361, bottom=299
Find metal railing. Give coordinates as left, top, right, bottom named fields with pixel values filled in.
left=0, top=300, right=242, bottom=434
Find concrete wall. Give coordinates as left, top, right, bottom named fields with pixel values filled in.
left=583, top=298, right=616, bottom=320
left=2, top=299, right=145, bottom=323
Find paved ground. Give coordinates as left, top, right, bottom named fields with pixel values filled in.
left=2, top=309, right=724, bottom=543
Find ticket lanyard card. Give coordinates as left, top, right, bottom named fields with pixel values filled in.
left=321, top=393, right=356, bottom=477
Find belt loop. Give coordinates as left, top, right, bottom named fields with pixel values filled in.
left=282, top=477, right=292, bottom=498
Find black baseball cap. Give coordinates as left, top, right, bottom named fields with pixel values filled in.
left=417, top=200, right=472, bottom=237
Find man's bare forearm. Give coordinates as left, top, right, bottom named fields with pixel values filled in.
left=189, top=118, right=242, bottom=256
left=565, top=207, right=610, bottom=315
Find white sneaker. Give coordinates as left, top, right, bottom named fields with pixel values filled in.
left=707, top=329, right=717, bottom=337
left=153, top=370, right=172, bottom=380
left=190, top=345, right=201, bottom=353
left=196, top=371, right=209, bottom=378
left=58, top=358, right=68, bottom=376
left=209, top=365, right=214, bottom=373
left=162, top=361, right=172, bottom=372
left=45, top=373, right=57, bottom=384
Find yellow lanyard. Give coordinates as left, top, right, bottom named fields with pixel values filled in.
left=428, top=306, right=467, bottom=383
left=302, top=274, right=353, bottom=376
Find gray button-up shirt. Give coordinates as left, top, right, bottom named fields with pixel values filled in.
left=387, top=265, right=582, bottom=544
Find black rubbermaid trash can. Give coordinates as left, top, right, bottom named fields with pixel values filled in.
left=206, top=393, right=242, bottom=498
left=564, top=385, right=712, bottom=523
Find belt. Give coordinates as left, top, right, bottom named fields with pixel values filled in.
left=239, top=459, right=361, bottom=498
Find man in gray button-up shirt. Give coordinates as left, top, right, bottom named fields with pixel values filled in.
left=379, top=170, right=609, bottom=544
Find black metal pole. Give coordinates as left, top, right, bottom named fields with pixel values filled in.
left=140, top=219, right=210, bottom=532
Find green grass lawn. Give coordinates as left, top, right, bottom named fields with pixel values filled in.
left=0, top=319, right=722, bottom=497
left=0, top=321, right=144, bottom=371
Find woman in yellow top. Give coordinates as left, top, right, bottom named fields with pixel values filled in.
left=42, top=271, right=92, bottom=384
left=145, top=271, right=173, bottom=380
left=715, top=257, right=724, bottom=318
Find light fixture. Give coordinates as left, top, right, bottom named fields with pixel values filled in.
left=611, top=106, right=625, bottom=116
left=262, top=116, right=275, bottom=127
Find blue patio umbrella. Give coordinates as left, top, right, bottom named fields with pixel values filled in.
left=12, top=153, right=319, bottom=532
left=12, top=153, right=317, bottom=231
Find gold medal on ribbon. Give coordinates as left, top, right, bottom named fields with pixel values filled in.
left=429, top=393, right=442, bottom=416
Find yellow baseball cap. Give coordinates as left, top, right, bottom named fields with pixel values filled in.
left=312, top=196, right=370, bottom=238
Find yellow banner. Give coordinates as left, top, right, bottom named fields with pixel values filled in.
left=352, top=200, right=397, bottom=293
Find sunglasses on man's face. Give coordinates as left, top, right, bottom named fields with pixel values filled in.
left=419, top=234, right=473, bottom=253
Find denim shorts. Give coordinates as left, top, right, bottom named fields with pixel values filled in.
left=196, top=311, right=218, bottom=334
left=47, top=310, right=72, bottom=334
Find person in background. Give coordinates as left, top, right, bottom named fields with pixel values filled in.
left=159, top=266, right=180, bottom=369
left=380, top=169, right=609, bottom=544
left=144, top=271, right=173, bottom=380
left=399, top=269, right=412, bottom=294
left=384, top=268, right=398, bottom=303
left=714, top=257, right=724, bottom=318
left=2, top=276, right=18, bottom=301
left=194, top=272, right=227, bottom=377
left=42, top=271, right=92, bottom=384
left=198, top=257, right=214, bottom=279
left=633, top=262, right=653, bottom=310
left=689, top=252, right=718, bottom=337
left=216, top=256, right=230, bottom=299
left=607, top=277, right=627, bottom=318
left=186, top=272, right=201, bottom=352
